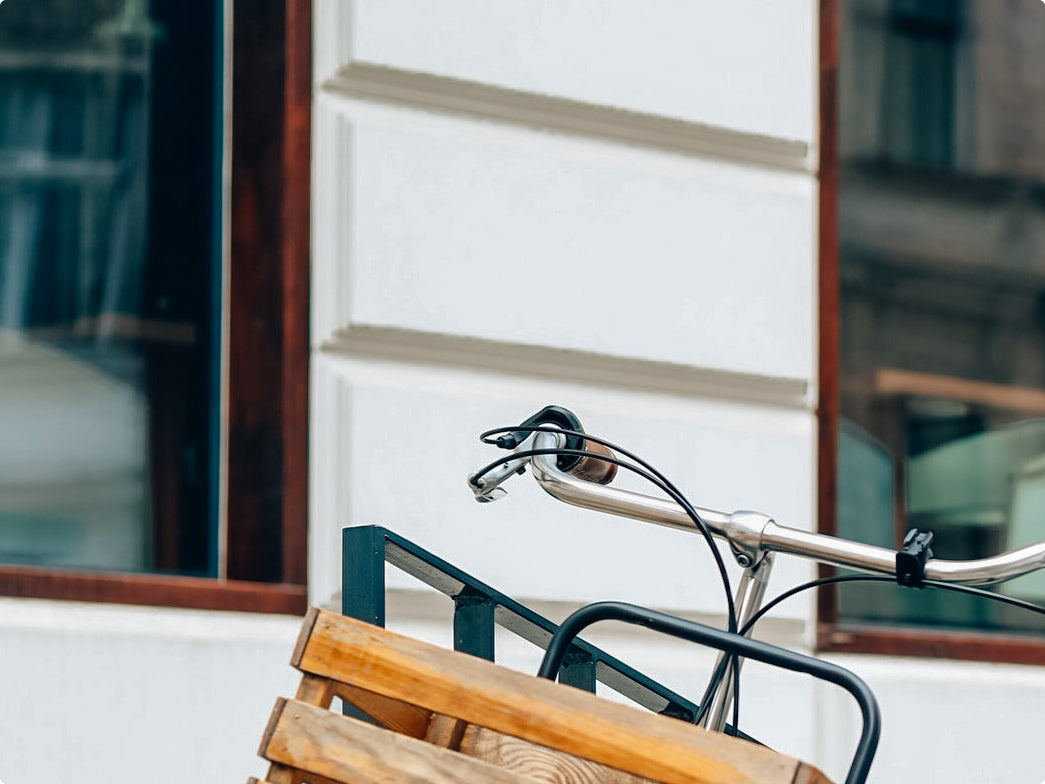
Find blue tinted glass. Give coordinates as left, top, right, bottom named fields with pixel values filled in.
left=838, top=0, right=1045, bottom=632
left=0, top=0, right=219, bottom=576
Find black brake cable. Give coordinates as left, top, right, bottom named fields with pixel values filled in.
left=474, top=428, right=744, bottom=730
left=713, top=572, right=1045, bottom=737
left=471, top=442, right=738, bottom=635
left=741, top=573, right=1045, bottom=639
left=476, top=426, right=739, bottom=636
left=479, top=425, right=1045, bottom=740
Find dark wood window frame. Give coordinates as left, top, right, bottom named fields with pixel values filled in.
left=816, top=0, right=1045, bottom=664
left=0, top=0, right=311, bottom=615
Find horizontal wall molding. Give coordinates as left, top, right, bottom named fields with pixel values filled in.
left=322, top=63, right=812, bottom=173
left=320, top=325, right=809, bottom=409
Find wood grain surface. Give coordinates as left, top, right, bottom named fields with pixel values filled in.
left=293, top=609, right=835, bottom=784
left=261, top=698, right=537, bottom=783
left=461, top=724, right=656, bottom=783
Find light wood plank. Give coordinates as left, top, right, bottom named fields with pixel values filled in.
left=461, top=724, right=656, bottom=784
left=424, top=713, right=468, bottom=750
left=334, top=681, right=432, bottom=738
left=290, top=607, right=321, bottom=667
left=261, top=698, right=539, bottom=784
left=295, top=674, right=335, bottom=708
left=294, top=609, right=834, bottom=784
left=259, top=762, right=297, bottom=784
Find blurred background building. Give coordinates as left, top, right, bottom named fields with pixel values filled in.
left=0, top=2, right=1044, bottom=783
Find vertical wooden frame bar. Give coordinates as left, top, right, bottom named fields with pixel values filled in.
left=281, top=0, right=311, bottom=587
left=816, top=0, right=842, bottom=644
left=227, top=0, right=310, bottom=589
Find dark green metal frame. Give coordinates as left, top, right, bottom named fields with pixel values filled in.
left=342, top=524, right=700, bottom=719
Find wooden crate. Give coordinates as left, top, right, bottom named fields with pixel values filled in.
left=249, top=607, right=834, bottom=784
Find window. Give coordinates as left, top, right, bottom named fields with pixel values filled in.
left=0, top=0, right=309, bottom=613
left=820, top=0, right=1045, bottom=660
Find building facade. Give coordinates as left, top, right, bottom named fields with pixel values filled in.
left=1, top=2, right=1045, bottom=783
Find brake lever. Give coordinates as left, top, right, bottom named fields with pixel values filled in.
left=467, top=434, right=538, bottom=502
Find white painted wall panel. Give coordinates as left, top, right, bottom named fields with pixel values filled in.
left=317, top=0, right=816, bottom=143
left=818, top=655, right=1045, bottom=784
left=314, top=96, right=816, bottom=382
left=0, top=600, right=300, bottom=784
left=310, top=353, right=817, bottom=618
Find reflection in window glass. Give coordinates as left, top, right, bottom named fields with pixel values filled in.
left=0, top=0, right=219, bottom=576
left=838, top=0, right=1045, bottom=632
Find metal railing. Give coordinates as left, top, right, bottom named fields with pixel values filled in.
left=341, top=524, right=703, bottom=721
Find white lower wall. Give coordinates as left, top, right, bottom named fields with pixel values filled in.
left=3, top=594, right=1045, bottom=784
left=0, top=600, right=301, bottom=784
left=819, top=655, right=1045, bottom=784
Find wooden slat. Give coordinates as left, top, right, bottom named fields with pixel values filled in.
left=294, top=610, right=834, bottom=784
left=424, top=713, right=468, bottom=750
left=290, top=606, right=321, bottom=665
left=334, top=681, right=433, bottom=738
left=460, top=724, right=656, bottom=784
left=259, top=762, right=296, bottom=784
left=295, top=674, right=335, bottom=709
left=261, top=698, right=538, bottom=784
left=293, top=612, right=431, bottom=737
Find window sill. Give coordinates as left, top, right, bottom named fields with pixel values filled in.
left=818, top=622, right=1045, bottom=665
left=0, top=565, right=307, bottom=615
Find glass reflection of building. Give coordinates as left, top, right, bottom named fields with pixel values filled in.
left=0, top=0, right=218, bottom=577
left=837, top=0, right=1045, bottom=631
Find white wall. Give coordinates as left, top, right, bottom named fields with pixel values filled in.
left=818, top=654, right=1045, bottom=784
left=0, top=600, right=300, bottom=784
left=309, top=0, right=820, bottom=616
left=309, top=4, right=1045, bottom=784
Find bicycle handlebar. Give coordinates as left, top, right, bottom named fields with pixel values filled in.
left=530, top=442, right=1045, bottom=585
left=469, top=409, right=1045, bottom=765
left=471, top=419, right=1045, bottom=587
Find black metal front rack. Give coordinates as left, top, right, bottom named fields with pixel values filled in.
left=342, top=524, right=705, bottom=723
left=341, top=525, right=880, bottom=784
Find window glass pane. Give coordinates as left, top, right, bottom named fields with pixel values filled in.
left=838, top=0, right=1045, bottom=633
left=0, top=0, right=218, bottom=576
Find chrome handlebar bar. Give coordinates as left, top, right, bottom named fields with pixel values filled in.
left=473, top=430, right=1045, bottom=587
left=470, top=422, right=1045, bottom=737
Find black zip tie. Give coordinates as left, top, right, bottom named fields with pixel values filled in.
left=896, top=529, right=934, bottom=588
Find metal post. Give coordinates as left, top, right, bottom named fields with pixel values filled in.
left=453, top=586, right=496, bottom=660
left=702, top=552, right=776, bottom=732
left=342, top=525, right=387, bottom=627
left=558, top=648, right=597, bottom=692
